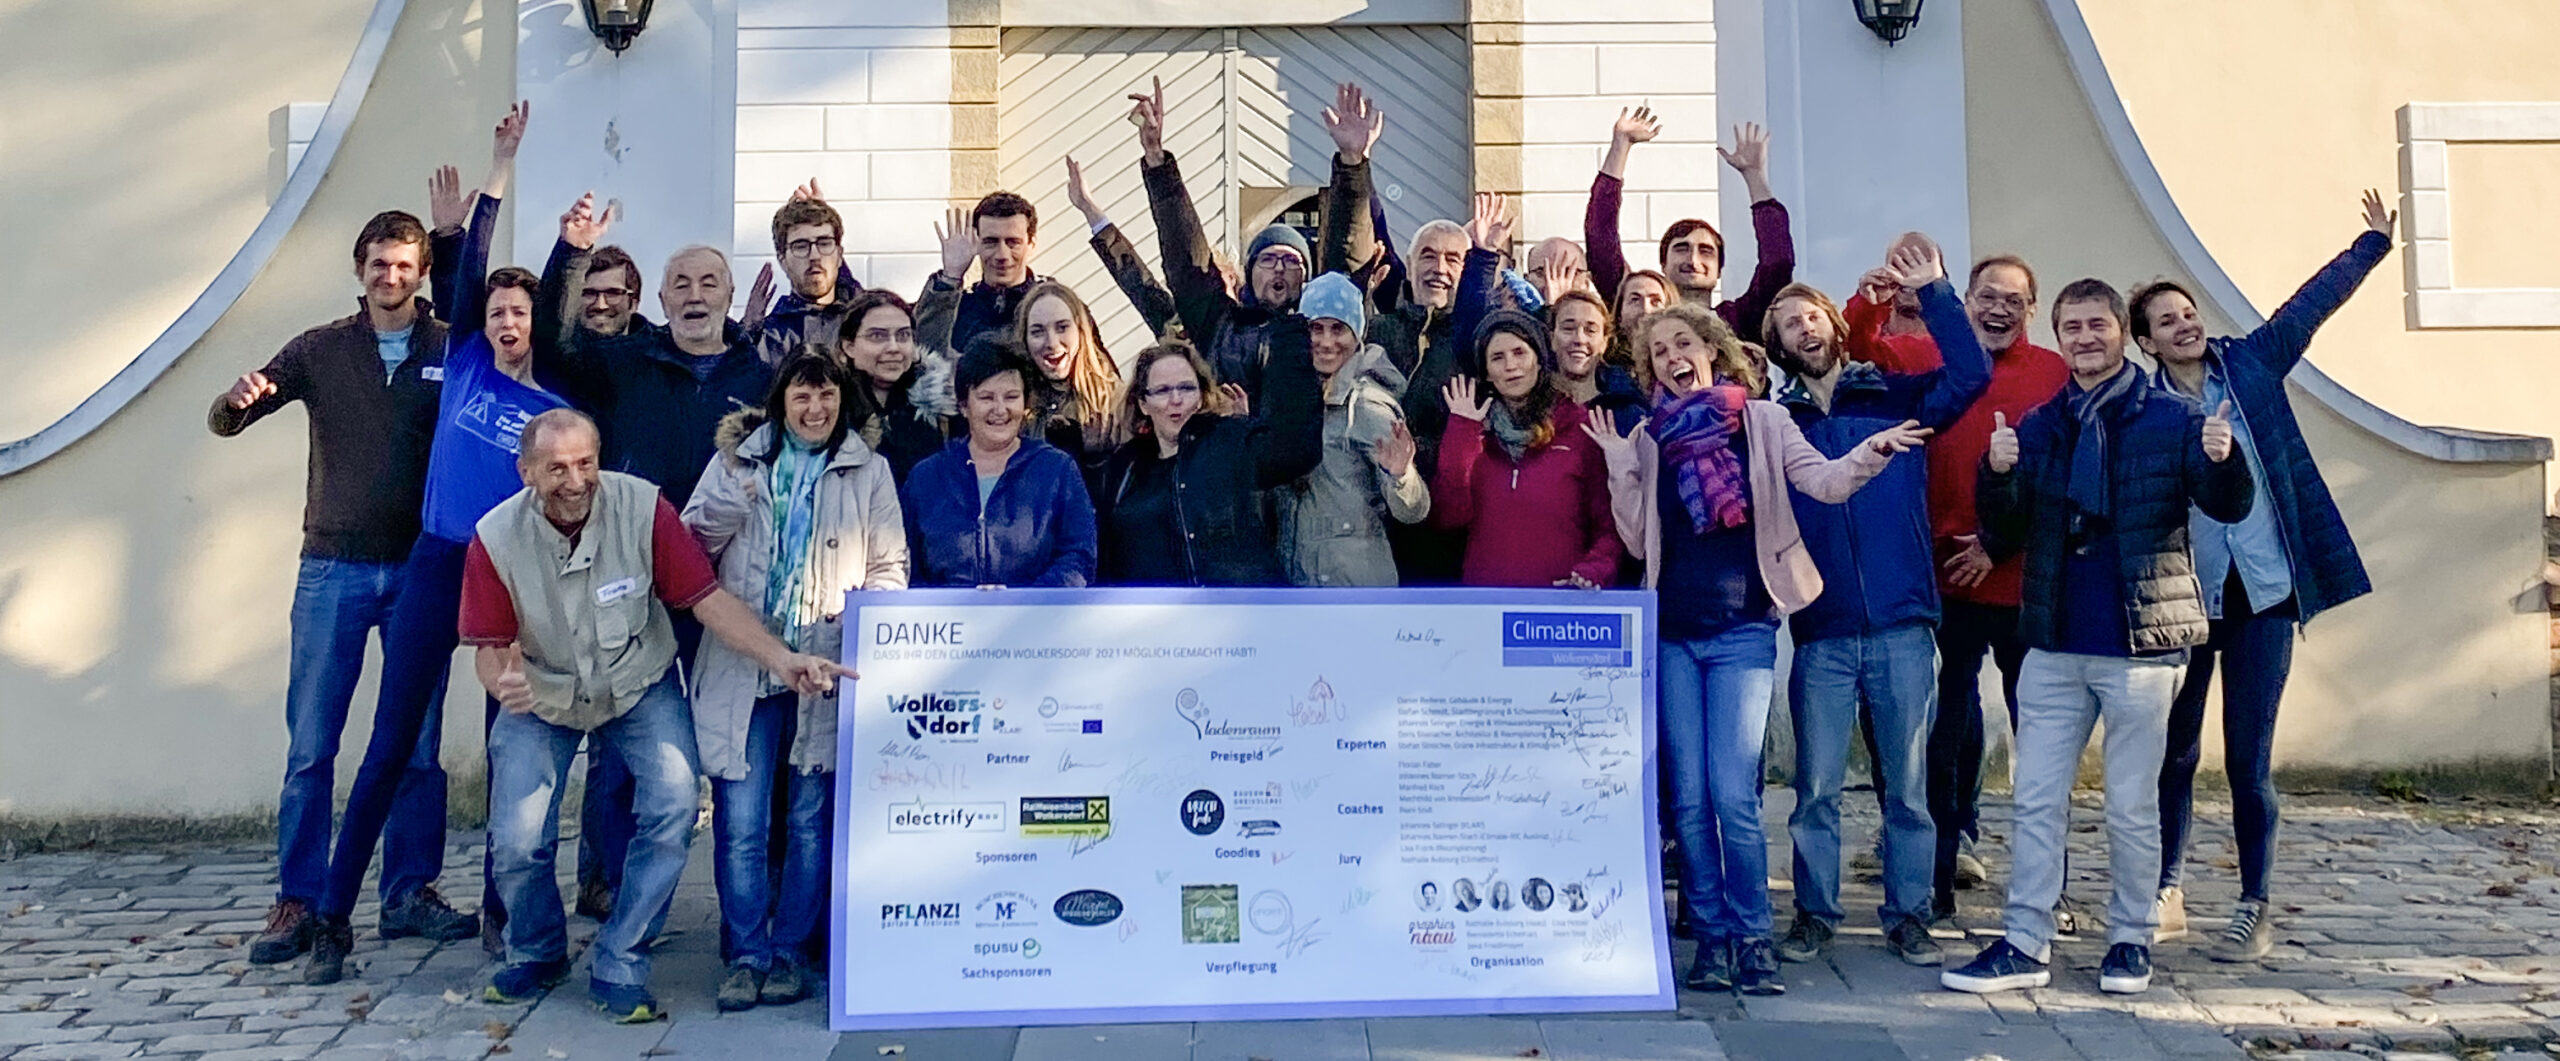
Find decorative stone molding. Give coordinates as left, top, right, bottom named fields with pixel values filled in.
left=2398, top=102, right=2560, bottom=330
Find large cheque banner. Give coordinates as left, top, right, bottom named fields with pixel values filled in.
left=829, top=588, right=1668, bottom=1031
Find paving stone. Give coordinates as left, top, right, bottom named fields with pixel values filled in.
left=1010, top=1023, right=1194, bottom=1061
left=0, top=1013, right=101, bottom=1048
left=142, top=1032, right=276, bottom=1053
left=1715, top=1021, right=1903, bottom=1061
left=826, top=1029, right=1017, bottom=1061
left=10, top=1044, right=140, bottom=1060
left=1366, top=1017, right=1548, bottom=1060
left=1190, top=1019, right=1372, bottom=1061
left=194, top=1048, right=320, bottom=1061
left=195, top=998, right=316, bottom=1020
left=1537, top=1019, right=1726, bottom=1061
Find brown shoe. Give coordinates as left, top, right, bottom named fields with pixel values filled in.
left=249, top=899, right=314, bottom=965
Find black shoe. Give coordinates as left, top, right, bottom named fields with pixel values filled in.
left=2099, top=942, right=2153, bottom=994
left=249, top=900, right=314, bottom=965
left=762, top=954, right=810, bottom=1005
left=1940, top=938, right=2050, bottom=993
left=715, top=963, right=764, bottom=1012
left=379, top=885, right=480, bottom=943
left=1735, top=939, right=1786, bottom=996
left=485, top=959, right=570, bottom=1004
left=1886, top=916, right=1945, bottom=967
left=304, top=918, right=354, bottom=986
left=574, top=877, right=616, bottom=922
left=591, top=978, right=663, bottom=1024
left=1774, top=913, right=1834, bottom=963
left=1682, top=937, right=1736, bottom=991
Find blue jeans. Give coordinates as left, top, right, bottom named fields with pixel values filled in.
left=1787, top=622, right=1939, bottom=926
left=2160, top=584, right=2296, bottom=901
left=318, top=536, right=462, bottom=919
left=277, top=555, right=445, bottom=907
left=711, top=693, right=833, bottom=970
left=489, top=672, right=701, bottom=987
left=1659, top=622, right=1779, bottom=941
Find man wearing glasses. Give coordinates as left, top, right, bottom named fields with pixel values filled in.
left=749, top=190, right=864, bottom=366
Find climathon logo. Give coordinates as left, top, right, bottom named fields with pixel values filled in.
left=885, top=690, right=986, bottom=740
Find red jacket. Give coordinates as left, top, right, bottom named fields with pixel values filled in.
left=1432, top=399, right=1623, bottom=588
left=1848, top=296, right=2067, bottom=607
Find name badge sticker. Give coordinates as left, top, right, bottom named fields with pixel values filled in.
left=595, top=577, right=638, bottom=605
left=421, top=366, right=444, bottom=382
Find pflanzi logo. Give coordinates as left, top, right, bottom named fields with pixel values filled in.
left=880, top=901, right=961, bottom=928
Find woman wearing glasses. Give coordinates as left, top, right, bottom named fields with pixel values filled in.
left=1095, top=316, right=1323, bottom=587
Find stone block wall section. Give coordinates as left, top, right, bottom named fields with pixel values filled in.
left=733, top=1, right=979, bottom=301
left=1476, top=0, right=1717, bottom=263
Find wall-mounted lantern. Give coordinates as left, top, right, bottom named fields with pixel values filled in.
left=584, top=0, right=653, bottom=54
left=1852, top=0, right=1926, bottom=44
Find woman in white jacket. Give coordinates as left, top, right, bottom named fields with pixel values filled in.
left=681, top=349, right=907, bottom=1011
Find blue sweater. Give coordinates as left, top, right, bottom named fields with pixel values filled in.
left=1779, top=279, right=1990, bottom=642
left=902, top=437, right=1098, bottom=588
left=419, top=194, right=570, bottom=544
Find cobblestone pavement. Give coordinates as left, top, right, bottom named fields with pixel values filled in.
left=5, top=790, right=2559, bottom=1061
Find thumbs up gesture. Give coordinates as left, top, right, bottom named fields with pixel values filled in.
left=2202, top=400, right=2235, bottom=462
left=1986, top=411, right=2019, bottom=473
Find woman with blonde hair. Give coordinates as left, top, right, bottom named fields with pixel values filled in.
left=1584, top=300, right=1926, bottom=997
left=1010, top=280, right=1125, bottom=469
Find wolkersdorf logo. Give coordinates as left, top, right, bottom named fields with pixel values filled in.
left=886, top=691, right=986, bottom=740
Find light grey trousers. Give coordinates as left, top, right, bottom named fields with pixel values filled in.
left=2002, top=648, right=2183, bottom=956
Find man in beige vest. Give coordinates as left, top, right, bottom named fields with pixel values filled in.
left=458, top=409, right=846, bottom=1023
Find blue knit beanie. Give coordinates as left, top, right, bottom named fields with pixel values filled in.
left=1298, top=272, right=1365, bottom=336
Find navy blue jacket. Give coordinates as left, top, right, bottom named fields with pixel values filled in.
left=921, top=269, right=1040, bottom=362
left=1780, top=279, right=1991, bottom=642
left=2189, top=230, right=2387, bottom=623
left=902, top=437, right=1098, bottom=588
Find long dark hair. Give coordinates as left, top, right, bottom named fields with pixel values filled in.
left=1466, top=309, right=1563, bottom=450
left=758, top=346, right=855, bottom=464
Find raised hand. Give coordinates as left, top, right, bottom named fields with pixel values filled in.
left=935, top=205, right=976, bottom=283
left=1064, top=156, right=1103, bottom=225
left=1442, top=376, right=1490, bottom=423
left=1578, top=411, right=1642, bottom=462
left=1612, top=104, right=1662, bottom=147
left=1552, top=572, right=1600, bottom=590
left=559, top=191, right=610, bottom=250
left=790, top=178, right=826, bottom=203
left=1986, top=411, right=2019, bottom=472
left=1719, top=121, right=1774, bottom=201
left=2362, top=188, right=2396, bottom=237
left=1465, top=192, right=1514, bottom=254
left=484, top=100, right=529, bottom=201
left=1219, top=382, right=1251, bottom=418
left=426, top=165, right=471, bottom=231
left=1943, top=534, right=1993, bottom=588
left=1885, top=240, right=1944, bottom=289
left=1128, top=77, right=1167, bottom=166
left=1856, top=267, right=1901, bottom=307
left=1375, top=419, right=1417, bottom=477
left=1863, top=418, right=1933, bottom=456
left=2202, top=400, right=2235, bottom=462
left=742, top=262, right=776, bottom=332
left=224, top=371, right=277, bottom=411
left=1323, top=81, right=1385, bottom=164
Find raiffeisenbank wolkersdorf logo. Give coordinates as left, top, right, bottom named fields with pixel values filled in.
left=885, top=690, right=987, bottom=740
left=1499, top=612, right=1631, bottom=667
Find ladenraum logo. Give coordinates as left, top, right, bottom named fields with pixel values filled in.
left=1175, top=688, right=1280, bottom=743
left=886, top=690, right=986, bottom=740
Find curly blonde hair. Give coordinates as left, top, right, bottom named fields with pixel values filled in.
left=1631, top=302, right=1765, bottom=397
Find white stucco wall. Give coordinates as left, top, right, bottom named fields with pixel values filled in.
left=513, top=0, right=738, bottom=290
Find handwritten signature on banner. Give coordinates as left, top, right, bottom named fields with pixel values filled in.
left=867, top=763, right=968, bottom=793
left=1057, top=751, right=1108, bottom=773
left=1341, top=886, right=1375, bottom=913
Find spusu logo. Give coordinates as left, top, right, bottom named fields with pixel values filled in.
left=885, top=691, right=986, bottom=740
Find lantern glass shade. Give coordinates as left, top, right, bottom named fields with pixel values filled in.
left=584, top=0, right=654, bottom=53
left=1852, top=0, right=1926, bottom=43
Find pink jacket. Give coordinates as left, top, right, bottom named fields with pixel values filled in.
left=1601, top=400, right=1890, bottom=616
left=1433, top=400, right=1623, bottom=588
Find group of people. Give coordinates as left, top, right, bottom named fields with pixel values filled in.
left=210, top=80, right=2394, bottom=1019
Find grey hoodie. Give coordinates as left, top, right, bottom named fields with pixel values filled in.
left=1278, top=343, right=1432, bottom=587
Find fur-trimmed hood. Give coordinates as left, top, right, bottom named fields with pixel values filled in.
left=712, top=406, right=878, bottom=470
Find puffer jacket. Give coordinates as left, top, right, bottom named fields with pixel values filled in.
left=1278, top=344, right=1431, bottom=587
left=902, top=436, right=1098, bottom=588
left=1979, top=371, right=2254, bottom=654
left=1097, top=316, right=1325, bottom=586
left=682, top=412, right=908, bottom=780
left=1143, top=151, right=1290, bottom=403
left=1778, top=278, right=1990, bottom=642
left=2192, top=228, right=2389, bottom=623
left=854, top=347, right=956, bottom=485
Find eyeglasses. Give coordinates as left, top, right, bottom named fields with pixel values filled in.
left=784, top=236, right=841, bottom=259
left=1143, top=382, right=1202, bottom=401
left=1252, top=252, right=1306, bottom=275
left=1971, top=293, right=2030, bottom=311
left=579, top=286, right=633, bottom=303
